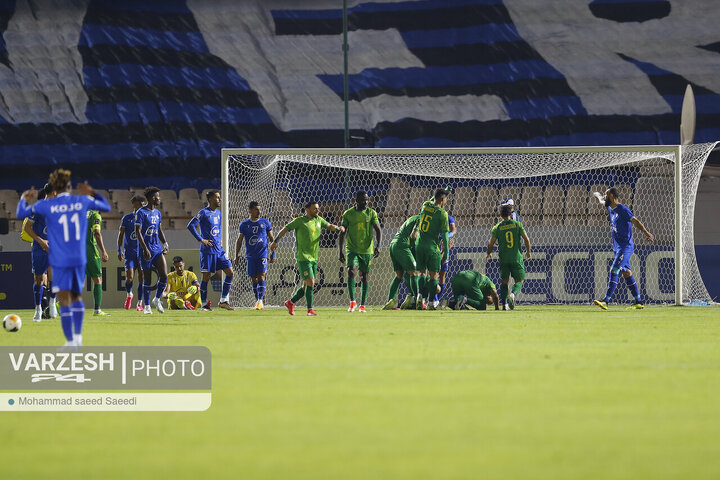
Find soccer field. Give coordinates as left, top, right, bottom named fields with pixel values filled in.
left=2, top=305, right=720, bottom=480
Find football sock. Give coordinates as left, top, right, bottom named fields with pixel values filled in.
left=403, top=273, right=414, bottom=297
left=625, top=275, right=641, bottom=302
left=252, top=281, right=259, bottom=300
left=418, top=276, right=427, bottom=299
left=33, top=283, right=44, bottom=306
left=305, top=286, right=314, bottom=308
left=361, top=280, right=369, bottom=305
left=438, top=282, right=446, bottom=301
left=512, top=282, right=523, bottom=295
left=348, top=278, right=356, bottom=301
left=48, top=285, right=56, bottom=302
left=71, top=300, right=84, bottom=336
left=426, top=279, right=439, bottom=301
left=221, top=276, right=233, bottom=299
left=467, top=298, right=487, bottom=310
left=155, top=279, right=167, bottom=299
left=291, top=286, right=305, bottom=304
left=200, top=281, right=208, bottom=305
left=137, top=282, right=144, bottom=304
left=93, top=283, right=102, bottom=310
left=411, top=275, right=420, bottom=299
left=604, top=272, right=619, bottom=302
left=500, top=283, right=509, bottom=305
left=143, top=278, right=152, bottom=306
left=125, top=280, right=133, bottom=294
left=257, top=280, right=266, bottom=300
left=60, top=306, right=73, bottom=341
left=388, top=277, right=402, bottom=301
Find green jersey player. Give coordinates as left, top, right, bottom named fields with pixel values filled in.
left=86, top=209, right=109, bottom=316
left=448, top=270, right=499, bottom=310
left=270, top=201, right=344, bottom=316
left=338, top=191, right=381, bottom=313
left=383, top=214, right=421, bottom=310
left=485, top=202, right=531, bottom=310
left=414, top=189, right=450, bottom=310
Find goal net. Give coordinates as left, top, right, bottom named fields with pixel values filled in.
left=222, top=144, right=717, bottom=307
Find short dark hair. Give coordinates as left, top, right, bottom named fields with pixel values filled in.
left=500, top=204, right=513, bottom=218
left=304, top=200, right=318, bottom=209
left=131, top=194, right=145, bottom=204
left=248, top=201, right=259, bottom=210
left=607, top=187, right=619, bottom=199
left=144, top=186, right=160, bottom=201
left=356, top=190, right=368, bottom=199
left=206, top=190, right=219, bottom=201
left=434, top=189, right=448, bottom=201
left=173, top=256, right=183, bottom=264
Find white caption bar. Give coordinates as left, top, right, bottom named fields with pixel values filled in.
left=0, top=393, right=211, bottom=411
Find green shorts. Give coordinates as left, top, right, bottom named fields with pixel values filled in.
left=389, top=243, right=417, bottom=272
left=297, top=260, right=318, bottom=280
left=86, top=256, right=102, bottom=279
left=346, top=251, right=372, bottom=273
left=499, top=262, right=525, bottom=282
left=415, top=244, right=442, bottom=273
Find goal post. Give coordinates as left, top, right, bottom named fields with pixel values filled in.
left=222, top=143, right=717, bottom=307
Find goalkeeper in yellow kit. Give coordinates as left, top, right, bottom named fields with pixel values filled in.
left=163, top=256, right=201, bottom=310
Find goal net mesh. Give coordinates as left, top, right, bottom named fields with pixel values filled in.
left=224, top=144, right=716, bottom=307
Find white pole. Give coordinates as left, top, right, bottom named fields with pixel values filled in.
left=221, top=150, right=230, bottom=282
left=674, top=145, right=683, bottom=305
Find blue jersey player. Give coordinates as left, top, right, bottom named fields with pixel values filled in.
left=234, top=201, right=275, bottom=310
left=23, top=184, right=56, bottom=322
left=16, top=169, right=111, bottom=349
left=593, top=187, right=654, bottom=310
left=187, top=190, right=234, bottom=311
left=135, top=187, right=169, bottom=315
left=118, top=195, right=146, bottom=311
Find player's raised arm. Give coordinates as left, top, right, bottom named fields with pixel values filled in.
left=631, top=217, right=654, bottom=243
left=16, top=187, right=39, bottom=220
left=592, top=191, right=605, bottom=206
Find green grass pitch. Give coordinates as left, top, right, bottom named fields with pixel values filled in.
left=2, top=304, right=720, bottom=480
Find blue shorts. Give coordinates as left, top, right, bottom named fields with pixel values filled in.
left=611, top=246, right=634, bottom=273
left=141, top=250, right=164, bottom=271
left=246, top=257, right=268, bottom=277
left=201, top=251, right=232, bottom=273
left=124, top=251, right=140, bottom=271
left=51, top=265, right=85, bottom=294
left=31, top=248, right=49, bottom=276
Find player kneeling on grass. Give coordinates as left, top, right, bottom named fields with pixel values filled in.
left=163, top=256, right=201, bottom=310
left=448, top=270, right=499, bottom=311
left=592, top=187, right=654, bottom=310
left=486, top=201, right=531, bottom=310
left=270, top=201, right=344, bottom=316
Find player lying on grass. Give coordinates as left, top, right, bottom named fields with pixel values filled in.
left=163, top=256, right=201, bottom=310
left=338, top=191, right=381, bottom=313
left=592, top=187, right=654, bottom=310
left=383, top=214, right=420, bottom=310
left=486, top=201, right=531, bottom=310
left=448, top=270, right=499, bottom=311
left=235, top=201, right=275, bottom=310
left=271, top=201, right=344, bottom=316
